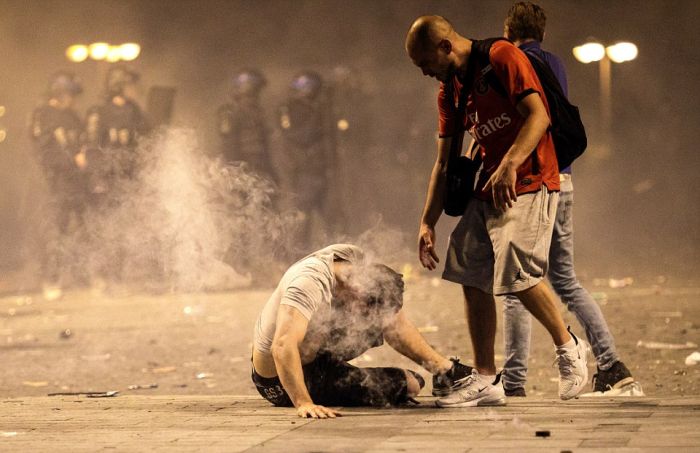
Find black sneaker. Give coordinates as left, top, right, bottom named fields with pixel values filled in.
left=593, top=360, right=634, bottom=392
left=432, top=358, right=474, bottom=397
left=504, top=387, right=527, bottom=397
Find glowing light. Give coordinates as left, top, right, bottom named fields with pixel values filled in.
left=280, top=114, right=291, bottom=129
left=89, top=42, right=110, bottom=60
left=606, top=42, right=638, bottom=63
left=0, top=106, right=5, bottom=117
left=572, top=42, right=605, bottom=63
left=119, top=43, right=141, bottom=61
left=105, top=46, right=122, bottom=62
left=0, top=129, right=6, bottom=143
left=337, top=119, right=349, bottom=131
left=65, top=45, right=88, bottom=63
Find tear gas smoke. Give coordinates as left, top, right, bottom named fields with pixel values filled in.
left=53, top=127, right=302, bottom=292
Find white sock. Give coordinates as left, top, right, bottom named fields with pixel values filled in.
left=556, top=337, right=576, bottom=352
left=480, top=374, right=497, bottom=384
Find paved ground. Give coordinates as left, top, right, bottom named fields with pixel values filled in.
left=1, top=395, right=699, bottom=452
left=1, top=274, right=699, bottom=450
left=1, top=276, right=698, bottom=398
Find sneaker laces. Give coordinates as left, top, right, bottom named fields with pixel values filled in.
left=553, top=351, right=576, bottom=374
left=459, top=373, right=481, bottom=398
left=457, top=371, right=477, bottom=389
left=554, top=326, right=581, bottom=374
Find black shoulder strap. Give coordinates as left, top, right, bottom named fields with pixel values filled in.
left=445, top=78, right=467, bottom=163
left=522, top=50, right=568, bottom=101
left=470, top=38, right=509, bottom=99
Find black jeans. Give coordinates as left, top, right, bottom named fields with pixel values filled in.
left=252, top=352, right=409, bottom=407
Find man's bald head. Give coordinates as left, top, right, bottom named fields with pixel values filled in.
left=406, top=15, right=467, bottom=83
left=405, top=15, right=455, bottom=56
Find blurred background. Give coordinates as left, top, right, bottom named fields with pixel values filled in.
left=0, top=0, right=698, bottom=294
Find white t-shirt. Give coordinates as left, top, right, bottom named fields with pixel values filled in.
left=253, top=244, right=364, bottom=355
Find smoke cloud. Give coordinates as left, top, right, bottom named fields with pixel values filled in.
left=54, top=127, right=302, bottom=293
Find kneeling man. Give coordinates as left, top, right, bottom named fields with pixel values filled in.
left=252, top=244, right=479, bottom=418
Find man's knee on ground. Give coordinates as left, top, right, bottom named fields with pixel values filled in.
left=405, top=369, right=425, bottom=397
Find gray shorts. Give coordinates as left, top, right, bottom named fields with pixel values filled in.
left=443, top=187, right=558, bottom=295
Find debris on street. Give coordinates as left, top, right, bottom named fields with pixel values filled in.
left=48, top=391, right=119, bottom=398
left=685, top=352, right=700, bottom=366
left=127, top=383, right=158, bottom=390
left=608, top=277, right=634, bottom=288
left=636, top=340, right=698, bottom=350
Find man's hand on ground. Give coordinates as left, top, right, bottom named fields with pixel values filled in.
left=418, top=224, right=439, bottom=270
left=296, top=403, right=340, bottom=419
left=484, top=160, right=518, bottom=211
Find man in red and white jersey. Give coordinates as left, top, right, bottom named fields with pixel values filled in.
left=405, top=15, right=588, bottom=406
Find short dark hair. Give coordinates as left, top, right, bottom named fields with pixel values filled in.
left=505, top=2, right=547, bottom=42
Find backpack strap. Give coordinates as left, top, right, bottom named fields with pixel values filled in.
left=470, top=38, right=509, bottom=98
left=522, top=50, right=568, bottom=100
left=444, top=78, right=468, bottom=165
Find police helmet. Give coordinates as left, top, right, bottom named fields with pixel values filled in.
left=48, top=71, right=83, bottom=97
left=290, top=71, right=323, bottom=98
left=105, top=66, right=140, bottom=97
left=230, top=69, right=266, bottom=97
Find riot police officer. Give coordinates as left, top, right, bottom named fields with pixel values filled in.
left=278, top=71, right=334, bottom=248
left=30, top=71, right=87, bottom=290
left=217, top=69, right=277, bottom=183
left=85, top=66, right=149, bottom=191
left=84, top=66, right=150, bottom=287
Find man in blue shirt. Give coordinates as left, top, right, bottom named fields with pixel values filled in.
left=500, top=2, right=637, bottom=396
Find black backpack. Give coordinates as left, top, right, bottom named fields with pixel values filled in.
left=471, top=38, right=587, bottom=170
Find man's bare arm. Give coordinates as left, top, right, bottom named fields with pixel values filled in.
left=271, top=305, right=339, bottom=419
left=418, top=136, right=453, bottom=270
left=383, top=311, right=451, bottom=375
left=484, top=92, right=550, bottom=210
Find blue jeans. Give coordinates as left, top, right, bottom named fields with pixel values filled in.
left=502, top=182, right=620, bottom=390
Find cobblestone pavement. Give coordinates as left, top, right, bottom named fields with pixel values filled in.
left=0, top=395, right=698, bottom=452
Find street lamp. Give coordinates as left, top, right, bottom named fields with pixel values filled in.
left=606, top=42, right=638, bottom=63
left=88, top=42, right=110, bottom=61
left=66, top=42, right=142, bottom=63
left=66, top=45, right=89, bottom=63
left=573, top=41, right=638, bottom=156
left=119, top=43, right=141, bottom=61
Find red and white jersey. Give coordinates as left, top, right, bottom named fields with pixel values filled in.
left=438, top=40, right=560, bottom=200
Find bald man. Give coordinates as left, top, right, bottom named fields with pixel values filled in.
left=405, top=16, right=589, bottom=406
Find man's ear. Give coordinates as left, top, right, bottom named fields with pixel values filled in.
left=503, top=25, right=510, bottom=39
left=438, top=39, right=452, bottom=54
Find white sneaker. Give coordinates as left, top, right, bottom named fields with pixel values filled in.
left=556, top=329, right=589, bottom=400
left=435, top=370, right=506, bottom=407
